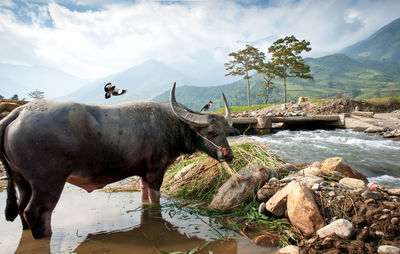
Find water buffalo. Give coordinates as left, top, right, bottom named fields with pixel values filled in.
left=0, top=82, right=234, bottom=239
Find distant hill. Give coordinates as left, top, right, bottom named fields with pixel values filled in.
left=154, top=53, right=400, bottom=110
left=342, top=17, right=400, bottom=63
left=60, top=59, right=205, bottom=104
left=0, top=63, right=91, bottom=99
left=154, top=17, right=400, bottom=110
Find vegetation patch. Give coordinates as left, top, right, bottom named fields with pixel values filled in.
left=162, top=141, right=294, bottom=247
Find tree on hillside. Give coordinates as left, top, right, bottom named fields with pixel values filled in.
left=225, top=44, right=265, bottom=106
left=10, top=94, right=19, bottom=100
left=256, top=61, right=277, bottom=104
left=29, top=89, right=45, bottom=100
left=268, top=35, right=313, bottom=106
left=0, top=95, right=3, bottom=99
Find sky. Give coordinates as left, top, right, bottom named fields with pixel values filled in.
left=0, top=0, right=400, bottom=81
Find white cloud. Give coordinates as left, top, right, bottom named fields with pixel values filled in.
left=0, top=0, right=399, bottom=79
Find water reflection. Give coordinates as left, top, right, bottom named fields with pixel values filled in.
left=1, top=185, right=270, bottom=254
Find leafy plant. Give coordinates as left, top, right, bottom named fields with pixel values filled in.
left=225, top=44, right=266, bottom=106
left=268, top=35, right=314, bottom=106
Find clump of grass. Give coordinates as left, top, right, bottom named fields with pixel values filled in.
left=162, top=141, right=284, bottom=205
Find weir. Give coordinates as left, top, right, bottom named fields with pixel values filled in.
left=230, top=114, right=346, bottom=135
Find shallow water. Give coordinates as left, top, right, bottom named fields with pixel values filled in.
left=0, top=184, right=272, bottom=254
left=249, top=129, right=400, bottom=188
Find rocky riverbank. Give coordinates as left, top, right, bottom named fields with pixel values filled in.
left=162, top=142, right=400, bottom=254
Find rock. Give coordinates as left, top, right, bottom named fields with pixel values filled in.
left=364, top=126, right=384, bottom=133
left=378, top=245, right=400, bottom=254
left=253, top=233, right=280, bottom=247
left=312, top=183, right=319, bottom=191
left=258, top=202, right=266, bottom=214
left=265, top=181, right=297, bottom=217
left=339, top=177, right=366, bottom=189
left=391, top=217, right=398, bottom=225
left=208, top=165, right=269, bottom=210
left=287, top=182, right=325, bottom=235
left=320, top=157, right=368, bottom=182
left=300, top=176, right=324, bottom=188
left=361, top=190, right=384, bottom=200
left=388, top=189, right=400, bottom=196
left=303, top=166, right=322, bottom=176
left=317, top=219, right=355, bottom=239
left=257, top=180, right=281, bottom=202
left=271, top=245, right=300, bottom=254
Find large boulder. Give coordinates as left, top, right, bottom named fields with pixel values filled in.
left=208, top=165, right=269, bottom=210
left=320, top=157, right=368, bottom=182
left=287, top=182, right=325, bottom=235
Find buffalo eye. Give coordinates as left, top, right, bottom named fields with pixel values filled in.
left=207, top=130, right=217, bottom=138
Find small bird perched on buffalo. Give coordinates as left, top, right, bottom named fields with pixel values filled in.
left=104, top=83, right=127, bottom=99
left=200, top=101, right=213, bottom=112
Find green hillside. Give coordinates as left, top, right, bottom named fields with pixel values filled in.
left=154, top=53, right=400, bottom=110
left=154, top=17, right=400, bottom=110
left=342, top=17, right=400, bottom=63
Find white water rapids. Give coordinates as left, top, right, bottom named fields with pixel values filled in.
left=248, top=129, right=400, bottom=188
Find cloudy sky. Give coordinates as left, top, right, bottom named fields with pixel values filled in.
left=1, top=0, right=399, bottom=81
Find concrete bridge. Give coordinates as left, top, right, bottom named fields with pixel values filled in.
left=231, top=114, right=346, bottom=135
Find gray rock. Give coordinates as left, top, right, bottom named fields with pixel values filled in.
left=362, top=190, right=384, bottom=200
left=377, top=245, right=400, bottom=254
left=317, top=219, right=355, bottom=239
left=208, top=165, right=270, bottom=210
left=271, top=245, right=300, bottom=254
left=365, top=126, right=384, bottom=133
left=339, top=177, right=366, bottom=189
left=258, top=202, right=266, bottom=214
left=300, top=176, right=324, bottom=188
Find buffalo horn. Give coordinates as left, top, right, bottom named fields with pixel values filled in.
left=170, top=82, right=208, bottom=127
left=222, top=93, right=233, bottom=127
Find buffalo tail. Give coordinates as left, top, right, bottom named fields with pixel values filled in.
left=0, top=107, right=23, bottom=221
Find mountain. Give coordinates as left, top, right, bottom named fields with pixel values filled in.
left=61, top=59, right=205, bottom=104
left=0, top=63, right=92, bottom=99
left=342, top=17, right=400, bottom=63
left=154, top=53, right=400, bottom=110
left=154, top=18, right=400, bottom=110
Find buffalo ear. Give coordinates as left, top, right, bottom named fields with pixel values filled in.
left=170, top=82, right=208, bottom=127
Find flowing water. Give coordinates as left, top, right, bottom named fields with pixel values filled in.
left=250, top=129, right=400, bottom=188
left=1, top=129, right=399, bottom=253
left=0, top=184, right=271, bottom=254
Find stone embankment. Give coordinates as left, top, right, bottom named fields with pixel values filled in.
left=233, top=99, right=400, bottom=139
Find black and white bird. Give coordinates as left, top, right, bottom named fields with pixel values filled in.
left=104, top=83, right=127, bottom=99
left=200, top=101, right=213, bottom=112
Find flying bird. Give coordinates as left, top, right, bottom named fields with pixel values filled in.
left=104, top=83, right=127, bottom=99
left=200, top=101, right=213, bottom=112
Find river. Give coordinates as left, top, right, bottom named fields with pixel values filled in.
left=250, top=129, right=400, bottom=188
left=1, top=129, right=399, bottom=253
left=0, top=185, right=270, bottom=254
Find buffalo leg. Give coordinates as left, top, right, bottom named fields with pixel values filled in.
left=140, top=177, right=150, bottom=204
left=24, top=180, right=65, bottom=239
left=13, top=174, right=32, bottom=230
left=146, top=172, right=163, bottom=204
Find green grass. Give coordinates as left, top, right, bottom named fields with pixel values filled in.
left=216, top=104, right=273, bottom=113
left=162, top=142, right=283, bottom=204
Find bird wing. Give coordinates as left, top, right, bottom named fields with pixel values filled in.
left=105, top=92, right=111, bottom=99
left=112, top=89, right=127, bottom=96
left=104, top=83, right=112, bottom=92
